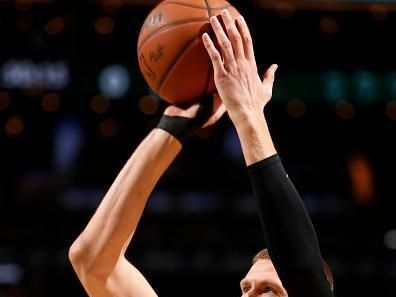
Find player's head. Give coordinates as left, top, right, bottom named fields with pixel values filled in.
left=240, top=249, right=334, bottom=297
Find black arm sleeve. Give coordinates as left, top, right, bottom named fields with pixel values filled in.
left=248, top=155, right=334, bottom=297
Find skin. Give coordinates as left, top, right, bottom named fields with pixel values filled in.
left=68, top=99, right=226, bottom=297
left=69, top=8, right=279, bottom=297
left=240, top=259, right=288, bottom=297
left=202, top=9, right=278, bottom=165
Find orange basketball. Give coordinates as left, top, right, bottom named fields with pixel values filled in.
left=137, top=0, right=240, bottom=106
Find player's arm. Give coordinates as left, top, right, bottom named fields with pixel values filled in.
left=68, top=128, right=181, bottom=297
left=69, top=100, right=225, bottom=297
left=203, top=10, right=334, bottom=297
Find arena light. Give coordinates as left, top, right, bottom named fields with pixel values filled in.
left=384, top=229, right=396, bottom=250
left=353, top=71, right=379, bottom=104
left=0, top=263, right=23, bottom=285
left=0, top=59, right=70, bottom=90
left=321, top=71, right=348, bottom=104
left=98, top=64, right=130, bottom=100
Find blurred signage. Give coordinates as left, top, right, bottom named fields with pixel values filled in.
left=257, top=0, right=396, bottom=10
left=0, top=59, right=70, bottom=90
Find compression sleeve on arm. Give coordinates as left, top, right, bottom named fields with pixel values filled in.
left=248, top=155, right=334, bottom=297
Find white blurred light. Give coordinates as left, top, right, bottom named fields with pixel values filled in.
left=0, top=263, right=23, bottom=284
left=384, top=229, right=396, bottom=250
left=98, top=65, right=130, bottom=99
left=53, top=118, right=83, bottom=172
left=1, top=59, right=70, bottom=90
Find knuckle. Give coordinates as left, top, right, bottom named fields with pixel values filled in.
left=221, top=40, right=231, bottom=49
left=243, top=34, right=252, bottom=44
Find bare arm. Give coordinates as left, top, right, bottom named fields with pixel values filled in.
left=69, top=99, right=225, bottom=297
left=69, top=129, right=181, bottom=297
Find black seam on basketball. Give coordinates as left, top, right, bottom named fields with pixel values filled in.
left=138, top=18, right=208, bottom=52
left=158, top=36, right=202, bottom=94
left=204, top=0, right=211, bottom=17
left=203, top=60, right=213, bottom=97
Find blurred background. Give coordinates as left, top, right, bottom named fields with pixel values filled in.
left=1, top=0, right=396, bottom=296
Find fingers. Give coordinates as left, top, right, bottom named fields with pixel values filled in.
left=262, top=64, right=278, bottom=86
left=235, top=15, right=255, bottom=62
left=209, top=14, right=237, bottom=70
left=202, top=33, right=226, bottom=76
left=221, top=10, right=245, bottom=60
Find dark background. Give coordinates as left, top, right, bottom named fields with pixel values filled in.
left=0, top=0, right=396, bottom=296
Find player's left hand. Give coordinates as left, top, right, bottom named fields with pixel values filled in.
left=164, top=93, right=225, bottom=128
left=157, top=94, right=226, bottom=144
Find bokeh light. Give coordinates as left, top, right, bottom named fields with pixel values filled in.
left=5, top=114, right=24, bottom=137
left=321, top=71, right=348, bottom=103
left=90, top=94, right=110, bottom=114
left=369, top=4, right=388, bottom=21
left=348, top=154, right=375, bottom=206
left=319, top=17, right=340, bottom=34
left=99, top=117, right=119, bottom=137
left=44, top=17, right=65, bottom=35
left=98, top=65, right=130, bottom=99
left=353, top=71, right=379, bottom=104
left=384, top=229, right=396, bottom=250
left=0, top=91, right=11, bottom=111
left=14, top=0, right=32, bottom=12
left=138, top=95, right=159, bottom=115
left=287, top=99, right=307, bottom=119
left=336, top=100, right=354, bottom=119
left=386, top=101, right=396, bottom=120
left=274, top=2, right=296, bottom=19
left=95, top=16, right=115, bottom=35
left=41, top=92, right=61, bottom=112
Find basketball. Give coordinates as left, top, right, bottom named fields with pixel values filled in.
left=137, top=0, right=240, bottom=106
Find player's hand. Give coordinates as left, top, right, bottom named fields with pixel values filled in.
left=157, top=94, right=226, bottom=144
left=202, top=9, right=278, bottom=126
left=164, top=93, right=225, bottom=128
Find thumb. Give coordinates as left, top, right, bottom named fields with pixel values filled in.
left=262, top=64, right=278, bottom=85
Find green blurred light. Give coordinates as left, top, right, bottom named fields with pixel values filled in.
left=321, top=71, right=348, bottom=104
left=352, top=71, right=379, bottom=104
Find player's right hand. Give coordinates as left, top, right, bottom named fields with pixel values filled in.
left=202, top=9, right=278, bottom=126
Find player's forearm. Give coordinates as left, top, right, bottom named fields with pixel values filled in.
left=237, top=114, right=333, bottom=296
left=232, top=111, right=277, bottom=166
left=69, top=129, right=181, bottom=276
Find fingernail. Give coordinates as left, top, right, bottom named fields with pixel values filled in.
left=222, top=9, right=229, bottom=16
left=210, top=16, right=218, bottom=23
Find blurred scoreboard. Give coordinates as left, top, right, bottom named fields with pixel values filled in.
left=256, top=0, right=396, bottom=10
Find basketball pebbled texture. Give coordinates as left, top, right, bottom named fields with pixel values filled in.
left=138, top=0, right=240, bottom=106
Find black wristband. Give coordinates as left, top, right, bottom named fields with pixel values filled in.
left=157, top=96, right=214, bottom=144
left=157, top=115, right=196, bottom=144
